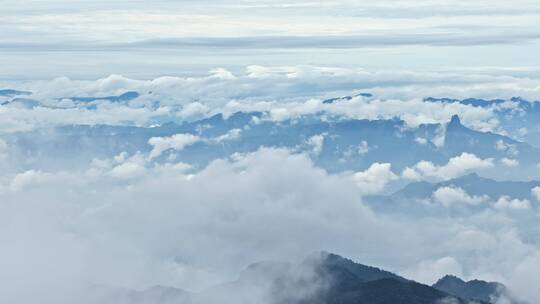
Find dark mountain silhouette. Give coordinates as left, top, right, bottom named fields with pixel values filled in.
left=120, top=252, right=509, bottom=304
left=444, top=115, right=536, bottom=162
left=309, top=251, right=408, bottom=283
left=433, top=275, right=506, bottom=303
left=425, top=96, right=540, bottom=148
left=322, top=93, right=373, bottom=104
left=94, top=252, right=520, bottom=303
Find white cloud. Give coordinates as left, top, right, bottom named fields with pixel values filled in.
left=177, top=102, right=210, bottom=119
left=0, top=148, right=378, bottom=302
left=532, top=187, right=540, bottom=203
left=500, top=158, right=519, bottom=167
left=212, top=128, right=242, bottom=144
left=4, top=65, right=540, bottom=134
left=9, top=170, right=49, bottom=192
left=494, top=196, right=530, bottom=210
left=431, top=125, right=447, bottom=148
left=405, top=257, right=464, bottom=285
left=3, top=1, right=540, bottom=62
left=342, top=142, right=371, bottom=159
left=495, top=140, right=519, bottom=156
left=352, top=163, right=398, bottom=195
left=433, top=186, right=489, bottom=206
left=403, top=153, right=494, bottom=181
left=507, top=253, right=540, bottom=302
left=1, top=148, right=540, bottom=303
left=109, top=162, right=146, bottom=180
left=208, top=68, right=236, bottom=80
left=415, top=137, right=428, bottom=145
left=357, top=141, right=370, bottom=155
left=148, top=133, right=200, bottom=159
left=306, top=133, right=325, bottom=155
left=231, top=95, right=499, bottom=132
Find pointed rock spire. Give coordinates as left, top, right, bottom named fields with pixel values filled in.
left=447, top=114, right=465, bottom=132
left=449, top=114, right=461, bottom=126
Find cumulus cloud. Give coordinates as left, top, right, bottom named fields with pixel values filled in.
left=109, top=161, right=147, bottom=180
left=177, top=102, right=210, bottom=119
left=494, top=196, right=530, bottom=210
left=496, top=140, right=519, bottom=156
left=500, top=158, right=519, bottom=167
left=4, top=65, right=540, bottom=137
left=226, top=95, right=499, bottom=132
left=433, top=186, right=489, bottom=207
left=306, top=133, right=326, bottom=155
left=357, top=141, right=370, bottom=155
left=9, top=170, right=51, bottom=192
left=0, top=147, right=539, bottom=303
left=148, top=133, right=200, bottom=159
left=352, top=163, right=398, bottom=195
left=212, top=128, right=242, bottom=144
left=0, top=148, right=375, bottom=303
left=403, top=153, right=494, bottom=181
left=415, top=137, right=428, bottom=145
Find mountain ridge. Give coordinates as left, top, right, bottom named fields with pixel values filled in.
left=99, top=252, right=512, bottom=304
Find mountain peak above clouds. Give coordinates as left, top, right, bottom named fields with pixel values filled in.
left=449, top=114, right=462, bottom=127
left=322, top=93, right=373, bottom=104
left=121, top=252, right=504, bottom=304
left=307, top=251, right=408, bottom=283
left=433, top=275, right=508, bottom=303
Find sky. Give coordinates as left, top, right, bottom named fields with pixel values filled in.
left=2, top=0, right=540, bottom=79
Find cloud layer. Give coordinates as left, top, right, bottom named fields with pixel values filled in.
left=1, top=147, right=540, bottom=303
left=2, top=1, right=540, bottom=78
left=2, top=66, right=539, bottom=136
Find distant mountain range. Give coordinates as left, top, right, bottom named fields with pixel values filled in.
left=2, top=90, right=539, bottom=148
left=363, top=173, right=540, bottom=220
left=97, top=252, right=513, bottom=304
left=64, top=91, right=140, bottom=103
left=2, top=91, right=540, bottom=171
left=393, top=173, right=540, bottom=202
left=425, top=96, right=540, bottom=147
left=0, top=89, right=31, bottom=97
left=5, top=111, right=540, bottom=179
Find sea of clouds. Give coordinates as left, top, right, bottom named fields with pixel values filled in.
left=1, top=66, right=540, bottom=303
